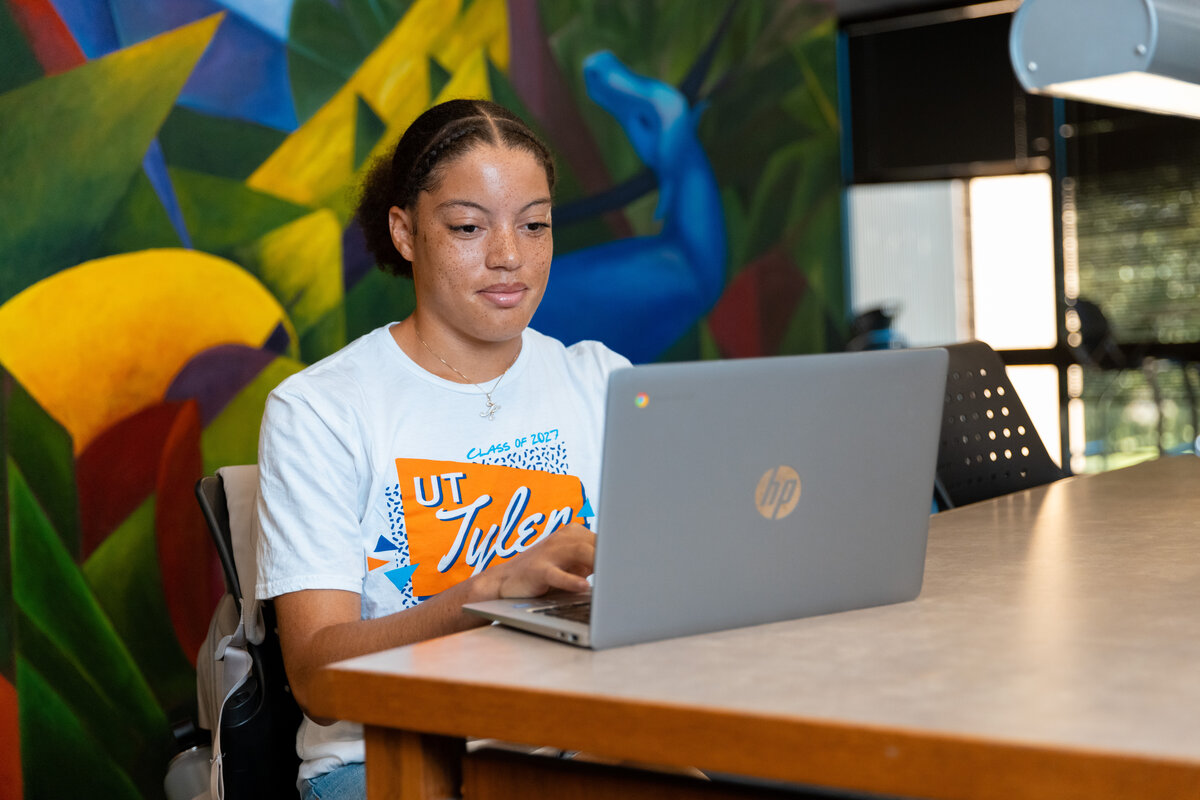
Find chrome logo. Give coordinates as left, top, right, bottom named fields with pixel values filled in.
left=755, top=465, right=801, bottom=520
left=634, top=392, right=649, bottom=408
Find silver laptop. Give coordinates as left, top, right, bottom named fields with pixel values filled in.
left=464, top=347, right=948, bottom=649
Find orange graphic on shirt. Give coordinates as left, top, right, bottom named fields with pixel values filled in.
left=396, top=458, right=587, bottom=597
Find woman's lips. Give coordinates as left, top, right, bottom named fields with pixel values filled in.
left=478, top=284, right=528, bottom=308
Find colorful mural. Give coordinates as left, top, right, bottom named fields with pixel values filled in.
left=0, top=0, right=842, bottom=795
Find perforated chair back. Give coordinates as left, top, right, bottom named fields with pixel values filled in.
left=934, top=341, right=1065, bottom=508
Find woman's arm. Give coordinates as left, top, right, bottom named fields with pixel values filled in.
left=275, top=523, right=595, bottom=720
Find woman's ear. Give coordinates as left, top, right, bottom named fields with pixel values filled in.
left=388, top=206, right=416, bottom=262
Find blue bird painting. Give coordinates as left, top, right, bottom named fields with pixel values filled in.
left=532, top=51, right=729, bottom=364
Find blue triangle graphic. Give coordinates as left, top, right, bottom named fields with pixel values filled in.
left=384, top=564, right=418, bottom=592
left=374, top=535, right=400, bottom=553
left=578, top=498, right=595, bottom=518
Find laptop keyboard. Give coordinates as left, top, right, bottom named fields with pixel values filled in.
left=532, top=600, right=591, bottom=624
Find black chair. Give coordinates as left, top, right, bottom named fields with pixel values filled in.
left=195, top=469, right=302, bottom=798
left=933, top=341, right=1066, bottom=509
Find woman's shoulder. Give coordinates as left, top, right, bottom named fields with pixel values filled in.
left=524, top=328, right=632, bottom=374
left=271, top=325, right=397, bottom=402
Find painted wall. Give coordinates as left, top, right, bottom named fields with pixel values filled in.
left=0, top=0, right=842, bottom=795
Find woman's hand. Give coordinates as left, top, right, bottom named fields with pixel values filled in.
left=481, top=523, right=595, bottom=599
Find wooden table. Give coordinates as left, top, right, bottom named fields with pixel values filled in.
left=310, top=456, right=1200, bottom=799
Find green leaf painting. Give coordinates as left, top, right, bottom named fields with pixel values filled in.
left=0, top=16, right=220, bottom=305
left=11, top=463, right=171, bottom=798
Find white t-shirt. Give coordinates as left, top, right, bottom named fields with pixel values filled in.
left=255, top=324, right=629, bottom=780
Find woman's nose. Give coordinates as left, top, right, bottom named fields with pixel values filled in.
left=487, top=226, right=521, bottom=269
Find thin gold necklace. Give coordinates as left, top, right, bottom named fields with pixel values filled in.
left=412, top=324, right=520, bottom=421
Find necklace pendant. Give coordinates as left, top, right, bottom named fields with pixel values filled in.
left=412, top=324, right=519, bottom=423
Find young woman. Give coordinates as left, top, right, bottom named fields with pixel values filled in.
left=255, top=99, right=630, bottom=799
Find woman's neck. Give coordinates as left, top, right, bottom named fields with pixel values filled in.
left=392, top=317, right=522, bottom=385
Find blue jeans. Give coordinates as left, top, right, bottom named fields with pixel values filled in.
left=300, top=763, right=366, bottom=800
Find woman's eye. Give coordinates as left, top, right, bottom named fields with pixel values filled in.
left=526, top=222, right=551, bottom=232
left=452, top=224, right=478, bottom=234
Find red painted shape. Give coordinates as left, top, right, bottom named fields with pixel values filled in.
left=154, top=399, right=222, bottom=667
left=76, top=403, right=185, bottom=560
left=756, top=249, right=809, bottom=354
left=708, top=255, right=764, bottom=358
left=7, top=0, right=87, bottom=74
left=77, top=400, right=220, bottom=666
left=708, top=248, right=808, bottom=358
left=506, top=0, right=634, bottom=239
left=0, top=673, right=23, bottom=797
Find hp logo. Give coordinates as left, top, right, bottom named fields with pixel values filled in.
left=755, top=466, right=801, bottom=520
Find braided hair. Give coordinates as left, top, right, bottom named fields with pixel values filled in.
left=356, top=99, right=557, bottom=278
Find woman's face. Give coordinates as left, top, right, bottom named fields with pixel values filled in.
left=390, top=143, right=553, bottom=348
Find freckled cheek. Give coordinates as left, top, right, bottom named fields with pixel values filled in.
left=527, top=238, right=554, bottom=274
left=421, top=247, right=476, bottom=291
left=438, top=240, right=483, bottom=277
left=440, top=261, right=476, bottom=292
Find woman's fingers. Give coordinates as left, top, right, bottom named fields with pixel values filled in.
left=495, top=525, right=595, bottom=597
left=544, top=565, right=591, bottom=594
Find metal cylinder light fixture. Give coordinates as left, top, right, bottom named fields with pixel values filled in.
left=1010, top=0, right=1200, bottom=118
